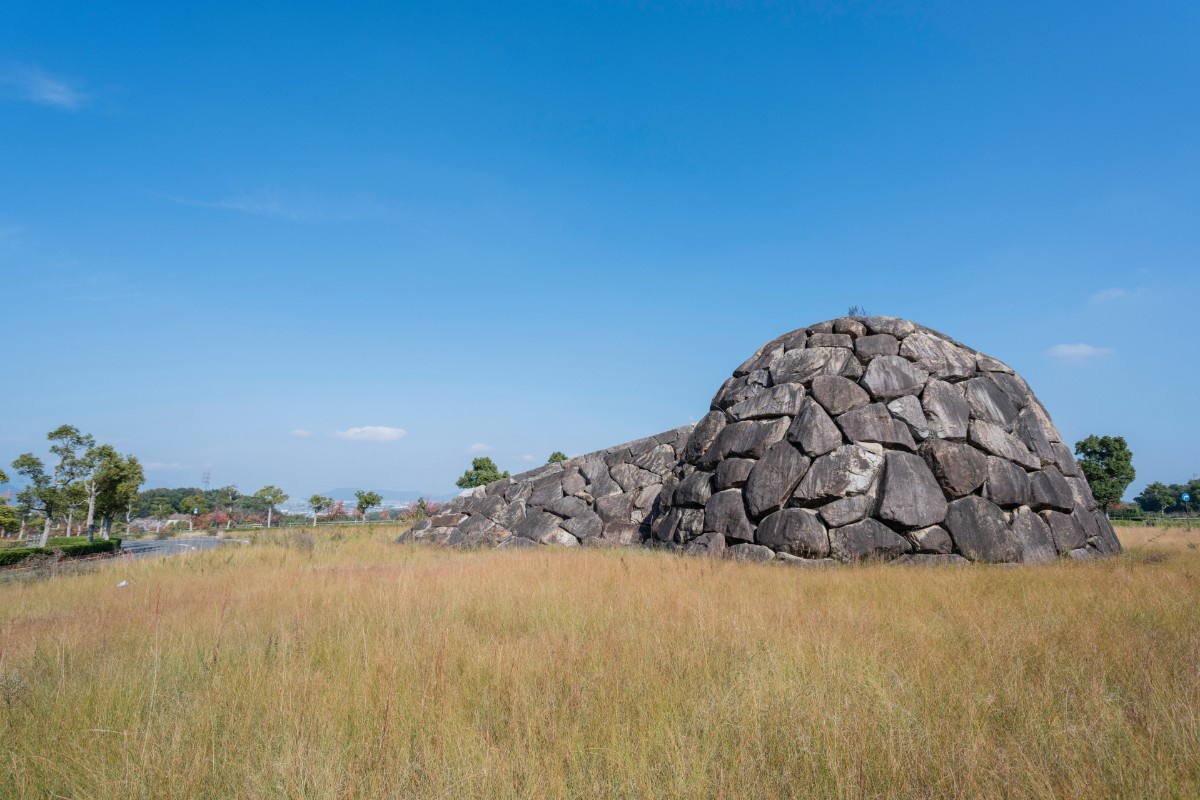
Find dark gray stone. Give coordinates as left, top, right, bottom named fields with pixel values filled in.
left=963, top=377, right=1019, bottom=430
left=1052, top=442, right=1082, bottom=478
left=1010, top=506, right=1057, bottom=564
left=807, top=332, right=854, bottom=349
left=807, top=321, right=836, bottom=334
left=562, top=511, right=603, bottom=541
left=1068, top=547, right=1098, bottom=561
left=1092, top=512, right=1122, bottom=554
left=877, top=451, right=948, bottom=529
left=703, top=489, right=754, bottom=543
left=989, top=372, right=1031, bottom=411
left=1066, top=476, right=1096, bottom=512
left=792, top=444, right=885, bottom=504
left=898, top=332, right=976, bottom=380
left=983, top=457, right=1030, bottom=508
left=528, top=477, right=564, bottom=507
left=944, top=495, right=1019, bottom=563
left=829, top=518, right=912, bottom=562
left=1014, top=407, right=1057, bottom=465
left=725, top=543, right=776, bottom=563
left=887, top=395, right=930, bottom=440
left=561, top=471, right=586, bottom=496
left=810, top=375, right=871, bottom=416
left=674, top=470, right=713, bottom=507
left=711, top=369, right=771, bottom=410
left=734, top=344, right=783, bottom=378
left=683, top=530, right=727, bottom=557
left=921, top=439, right=988, bottom=499
left=922, top=380, right=970, bottom=440
left=430, top=513, right=467, bottom=527
left=860, top=355, right=929, bottom=400
left=976, top=353, right=1014, bottom=373
left=1040, top=510, right=1085, bottom=554
left=493, top=499, right=528, bottom=531
left=744, top=442, right=811, bottom=518
left=908, top=525, right=953, bottom=554
left=683, top=411, right=727, bottom=463
left=728, top=383, right=806, bottom=421
left=861, top=316, right=916, bottom=338
left=787, top=397, right=844, bottom=457
left=1029, top=467, right=1075, bottom=513
left=543, top=495, right=589, bottom=518
left=773, top=347, right=861, bottom=385
left=541, top=529, right=580, bottom=547
left=816, top=494, right=874, bottom=528
left=513, top=511, right=566, bottom=542
left=634, top=483, right=663, bottom=512
left=714, top=458, right=756, bottom=490
left=458, top=513, right=496, bottom=537
left=700, top=417, right=791, bottom=468
left=836, top=403, right=917, bottom=450
left=610, top=463, right=660, bottom=493
left=633, top=444, right=677, bottom=475
left=833, top=318, right=867, bottom=336
left=855, top=334, right=899, bottom=360
left=968, top=420, right=1041, bottom=470
left=756, top=508, right=829, bottom=558
left=595, top=494, right=633, bottom=525
left=504, top=480, right=533, bottom=504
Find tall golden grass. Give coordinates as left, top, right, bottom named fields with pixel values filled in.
left=1, top=524, right=1197, bottom=798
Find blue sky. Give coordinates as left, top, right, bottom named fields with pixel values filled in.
left=1, top=1, right=1197, bottom=499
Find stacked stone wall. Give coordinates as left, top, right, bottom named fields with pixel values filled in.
left=400, top=316, right=1122, bottom=565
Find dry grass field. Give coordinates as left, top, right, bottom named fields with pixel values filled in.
left=0, top=524, right=1197, bottom=799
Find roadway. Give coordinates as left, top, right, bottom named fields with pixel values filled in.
left=118, top=537, right=246, bottom=559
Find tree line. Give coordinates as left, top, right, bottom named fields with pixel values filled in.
left=2, top=425, right=143, bottom=546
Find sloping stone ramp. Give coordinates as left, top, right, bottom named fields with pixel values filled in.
left=398, top=316, right=1121, bottom=565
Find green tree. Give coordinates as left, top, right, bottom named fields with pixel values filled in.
left=181, top=494, right=208, bottom=515
left=308, top=494, right=334, bottom=526
left=254, top=485, right=289, bottom=528
left=1134, top=481, right=1175, bottom=514
left=1075, top=435, right=1136, bottom=512
left=355, top=490, right=383, bottom=522
left=455, top=457, right=509, bottom=489
left=149, top=496, right=174, bottom=534
left=94, top=452, right=143, bottom=538
left=11, top=453, right=56, bottom=546
left=547, top=451, right=568, bottom=464
left=48, top=425, right=95, bottom=540
left=0, top=467, right=17, bottom=535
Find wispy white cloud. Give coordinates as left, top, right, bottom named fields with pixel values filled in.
left=1088, top=286, right=1149, bottom=304
left=1047, top=343, right=1115, bottom=361
left=335, top=425, right=408, bottom=442
left=166, top=189, right=405, bottom=223
left=289, top=429, right=312, bottom=438
left=0, top=66, right=87, bottom=110
left=467, top=443, right=495, bottom=453
left=520, top=454, right=536, bottom=462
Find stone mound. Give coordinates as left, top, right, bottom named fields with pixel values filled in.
left=399, top=316, right=1121, bottom=564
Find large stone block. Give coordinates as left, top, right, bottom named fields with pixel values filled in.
left=756, top=508, right=829, bottom=558
left=787, top=397, right=845, bottom=457
left=921, top=439, right=988, bottom=499
left=944, top=495, right=1019, bottom=563
left=703, top=489, right=755, bottom=543
left=792, top=444, right=885, bottom=504
left=876, top=451, right=948, bottom=529
left=744, top=442, right=811, bottom=518
left=810, top=375, right=870, bottom=416
left=860, top=355, right=930, bottom=400
left=829, top=519, right=912, bottom=562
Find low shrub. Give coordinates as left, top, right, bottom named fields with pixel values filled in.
left=0, top=538, right=120, bottom=568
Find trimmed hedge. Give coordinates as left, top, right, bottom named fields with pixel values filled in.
left=0, top=538, right=121, bottom=567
